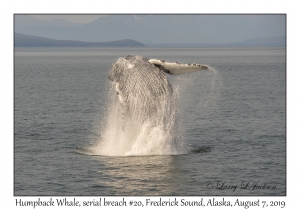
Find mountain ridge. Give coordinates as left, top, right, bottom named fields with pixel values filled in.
left=14, top=33, right=285, bottom=48
left=15, top=15, right=286, bottom=44
left=14, top=33, right=145, bottom=47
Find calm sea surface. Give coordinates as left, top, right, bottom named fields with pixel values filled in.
left=14, top=47, right=286, bottom=196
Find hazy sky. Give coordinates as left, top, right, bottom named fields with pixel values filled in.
left=30, top=15, right=106, bottom=23
left=16, top=14, right=285, bottom=44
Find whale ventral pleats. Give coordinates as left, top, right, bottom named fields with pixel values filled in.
left=101, top=55, right=211, bottom=156
left=107, top=55, right=173, bottom=123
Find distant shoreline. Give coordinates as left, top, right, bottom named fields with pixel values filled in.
left=14, top=33, right=286, bottom=48
left=14, top=33, right=145, bottom=48
left=14, top=46, right=286, bottom=50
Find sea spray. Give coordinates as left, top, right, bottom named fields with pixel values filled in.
left=91, top=78, right=184, bottom=156
left=90, top=55, right=216, bottom=156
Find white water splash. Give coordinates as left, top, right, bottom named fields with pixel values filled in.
left=89, top=56, right=217, bottom=156
left=90, top=82, right=186, bottom=156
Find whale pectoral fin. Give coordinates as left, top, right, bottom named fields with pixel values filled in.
left=148, top=59, right=208, bottom=75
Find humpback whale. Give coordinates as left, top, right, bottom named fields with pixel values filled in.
left=107, top=55, right=208, bottom=129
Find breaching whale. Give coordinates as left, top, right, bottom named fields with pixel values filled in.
left=107, top=55, right=208, bottom=129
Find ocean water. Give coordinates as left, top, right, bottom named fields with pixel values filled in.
left=14, top=47, right=286, bottom=196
